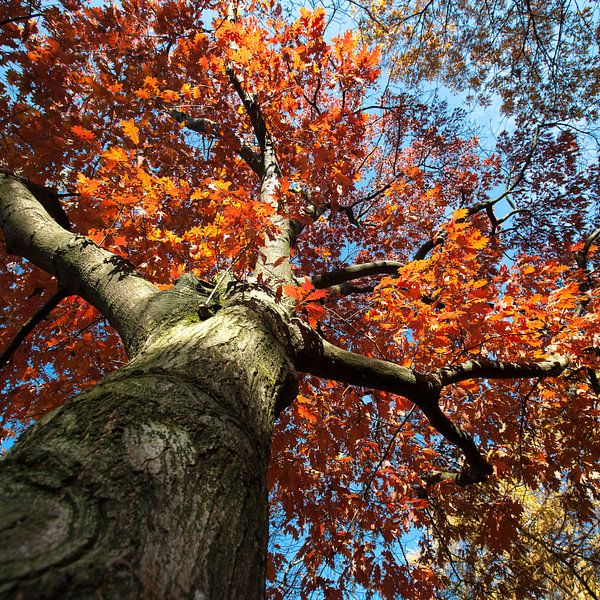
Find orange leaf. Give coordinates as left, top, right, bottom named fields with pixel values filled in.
left=101, top=146, right=128, bottom=163
left=120, top=119, right=139, bottom=145
left=298, top=404, right=318, bottom=423
left=305, top=302, right=326, bottom=321
left=335, top=454, right=353, bottom=463
left=306, top=289, right=328, bottom=302
left=70, top=125, right=95, bottom=142
left=283, top=285, right=301, bottom=300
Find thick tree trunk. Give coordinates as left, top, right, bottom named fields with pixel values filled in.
left=0, top=302, right=297, bottom=599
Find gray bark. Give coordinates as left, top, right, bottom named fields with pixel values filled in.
left=0, top=174, right=159, bottom=355
left=0, top=299, right=297, bottom=599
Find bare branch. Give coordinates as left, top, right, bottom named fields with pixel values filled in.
left=311, top=260, right=403, bottom=289
left=0, top=13, right=44, bottom=27
left=409, top=129, right=541, bottom=260
left=0, top=288, right=67, bottom=372
left=435, top=355, right=569, bottom=387
left=413, top=191, right=515, bottom=261
left=497, top=124, right=540, bottom=209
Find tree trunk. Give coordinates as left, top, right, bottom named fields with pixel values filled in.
left=0, top=302, right=297, bottom=599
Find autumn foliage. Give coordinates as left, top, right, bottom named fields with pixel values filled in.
left=1, top=0, right=599, bottom=597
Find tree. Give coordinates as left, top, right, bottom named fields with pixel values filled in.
left=431, top=479, right=600, bottom=598
left=0, top=0, right=598, bottom=597
left=357, top=0, right=600, bottom=126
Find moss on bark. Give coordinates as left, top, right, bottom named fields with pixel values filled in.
left=0, top=298, right=298, bottom=599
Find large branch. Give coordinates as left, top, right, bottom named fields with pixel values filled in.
left=223, top=49, right=299, bottom=284
left=435, top=356, right=569, bottom=386
left=294, top=335, right=493, bottom=484
left=295, top=331, right=573, bottom=484
left=0, top=174, right=159, bottom=354
left=172, top=102, right=296, bottom=281
left=311, top=260, right=403, bottom=289
left=309, top=260, right=440, bottom=304
left=296, top=335, right=427, bottom=398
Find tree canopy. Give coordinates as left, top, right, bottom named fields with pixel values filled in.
left=1, top=0, right=599, bottom=597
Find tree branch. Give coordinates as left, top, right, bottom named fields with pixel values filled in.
left=311, top=260, right=403, bottom=289
left=295, top=335, right=427, bottom=398
left=0, top=13, right=44, bottom=27
left=0, top=174, right=160, bottom=354
left=170, top=109, right=263, bottom=176
left=226, top=67, right=268, bottom=152
left=329, top=282, right=377, bottom=297
left=0, top=288, right=67, bottom=371
left=294, top=334, right=493, bottom=484
left=223, top=37, right=297, bottom=284
left=575, top=226, right=600, bottom=315
left=435, top=356, right=570, bottom=387
left=295, top=334, right=572, bottom=484
left=410, top=138, right=544, bottom=261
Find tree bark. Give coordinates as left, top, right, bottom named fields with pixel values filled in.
left=0, top=301, right=297, bottom=599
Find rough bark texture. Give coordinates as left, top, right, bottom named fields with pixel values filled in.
left=0, top=299, right=297, bottom=599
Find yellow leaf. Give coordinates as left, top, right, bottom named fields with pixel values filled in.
left=101, top=146, right=128, bottom=163
left=454, top=208, right=469, bottom=220
left=136, top=168, right=152, bottom=188
left=76, top=172, right=100, bottom=196
left=233, top=46, right=252, bottom=64
left=470, top=234, right=489, bottom=250
left=160, top=89, right=180, bottom=102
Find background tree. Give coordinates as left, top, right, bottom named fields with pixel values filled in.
left=430, top=479, right=600, bottom=598
left=0, top=0, right=598, bottom=598
left=356, top=0, right=600, bottom=126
